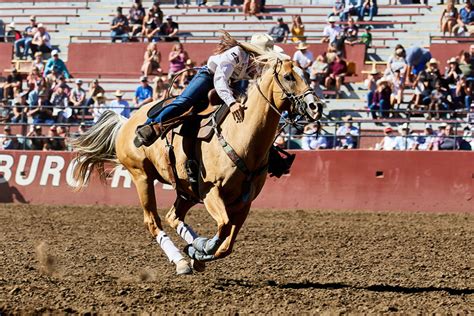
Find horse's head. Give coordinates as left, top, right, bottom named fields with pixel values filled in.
left=262, top=58, right=324, bottom=122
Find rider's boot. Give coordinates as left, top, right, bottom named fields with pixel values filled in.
left=134, top=123, right=163, bottom=148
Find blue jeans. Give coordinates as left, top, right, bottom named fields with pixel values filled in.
left=359, top=5, right=378, bottom=20
left=379, top=99, right=390, bottom=118
left=465, top=95, right=472, bottom=111
left=111, top=31, right=129, bottom=42
left=14, top=37, right=32, bottom=58
left=146, top=67, right=214, bottom=125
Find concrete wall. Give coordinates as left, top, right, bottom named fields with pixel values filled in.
left=0, top=150, right=472, bottom=213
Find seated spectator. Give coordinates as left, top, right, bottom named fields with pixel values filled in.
left=10, top=98, right=27, bottom=124
left=395, top=123, right=416, bottom=150
left=416, top=124, right=436, bottom=150
left=359, top=0, right=378, bottom=21
left=3, top=68, right=23, bottom=100
left=168, top=43, right=189, bottom=79
left=141, top=43, right=162, bottom=76
left=405, top=46, right=432, bottom=84
left=143, top=13, right=162, bottom=42
left=153, top=76, right=167, bottom=101
left=50, top=87, right=72, bottom=123
left=27, top=92, right=54, bottom=124
left=46, top=125, right=65, bottom=151
left=30, top=24, right=52, bottom=55
left=14, top=16, right=37, bottom=59
left=292, top=42, right=313, bottom=80
left=385, top=45, right=407, bottom=79
left=179, top=59, right=197, bottom=87
left=0, top=125, right=19, bottom=150
left=458, top=51, right=474, bottom=78
left=111, top=6, right=130, bottom=43
left=174, top=0, right=190, bottom=8
left=453, top=0, right=474, bottom=36
left=92, top=93, right=107, bottom=122
left=321, top=16, right=342, bottom=46
left=159, top=16, right=179, bottom=42
left=26, top=125, right=45, bottom=150
left=52, top=76, right=71, bottom=95
left=0, top=98, right=11, bottom=122
left=434, top=123, right=459, bottom=150
left=134, top=76, right=153, bottom=108
left=109, top=90, right=130, bottom=118
left=243, top=0, right=261, bottom=19
left=169, top=80, right=183, bottom=97
left=453, top=75, right=472, bottom=111
left=301, top=123, right=328, bottom=150
left=336, top=115, right=359, bottom=149
left=376, top=127, right=397, bottom=150
left=44, top=66, right=60, bottom=94
left=390, top=69, right=404, bottom=109
left=325, top=53, right=347, bottom=98
left=69, top=79, right=86, bottom=117
left=268, top=17, right=289, bottom=43
left=343, top=17, right=359, bottom=45
left=340, top=0, right=362, bottom=21
left=290, top=15, right=306, bottom=43
left=6, top=22, right=22, bottom=43
left=329, top=0, right=345, bottom=20
left=26, top=67, right=42, bottom=88
left=151, top=2, right=164, bottom=23
left=412, top=58, right=442, bottom=108
left=428, top=82, right=450, bottom=120
left=129, top=0, right=145, bottom=41
left=359, top=25, right=372, bottom=48
left=445, top=57, right=463, bottom=86
left=440, top=2, right=459, bottom=36
left=86, top=79, right=105, bottom=107
left=371, top=77, right=392, bottom=118
left=364, top=69, right=380, bottom=118
left=310, top=55, right=329, bottom=97
left=44, top=50, right=70, bottom=79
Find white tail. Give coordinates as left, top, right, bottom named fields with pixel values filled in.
left=69, top=111, right=126, bottom=190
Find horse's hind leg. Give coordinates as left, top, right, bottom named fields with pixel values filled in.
left=131, top=172, right=192, bottom=275
left=166, top=196, right=206, bottom=272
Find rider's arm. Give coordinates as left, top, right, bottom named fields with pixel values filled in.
left=213, top=49, right=242, bottom=107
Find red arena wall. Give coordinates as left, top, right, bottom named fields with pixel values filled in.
left=0, top=150, right=472, bottom=213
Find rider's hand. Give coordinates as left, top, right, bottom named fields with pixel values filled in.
left=230, top=102, right=245, bottom=123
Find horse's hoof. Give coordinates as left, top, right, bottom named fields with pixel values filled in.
left=175, top=259, right=192, bottom=275
left=191, top=259, right=206, bottom=272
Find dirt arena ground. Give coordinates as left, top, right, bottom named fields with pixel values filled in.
left=0, top=204, right=472, bottom=314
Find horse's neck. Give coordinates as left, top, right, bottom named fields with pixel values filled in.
left=222, top=75, right=282, bottom=170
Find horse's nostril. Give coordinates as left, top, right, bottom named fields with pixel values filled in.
left=309, top=103, right=316, bottom=110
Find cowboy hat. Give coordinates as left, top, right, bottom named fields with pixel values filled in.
left=399, top=122, right=410, bottom=131
left=296, top=42, right=309, bottom=50
left=94, top=93, right=106, bottom=101
left=428, top=58, right=439, bottom=64
left=114, top=90, right=124, bottom=97
left=240, top=33, right=276, bottom=56
left=369, top=68, right=380, bottom=75
left=8, top=22, right=15, bottom=29
left=328, top=16, right=337, bottom=23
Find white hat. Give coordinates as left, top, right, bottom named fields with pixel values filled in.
left=399, top=122, right=410, bottom=131
left=328, top=16, right=338, bottom=23
left=165, top=15, right=173, bottom=20
left=439, top=122, right=448, bottom=128
left=114, top=90, right=124, bottom=97
left=240, top=33, right=276, bottom=56
left=296, top=42, right=309, bottom=50
left=424, top=123, right=433, bottom=129
left=429, top=58, right=439, bottom=64
left=8, top=22, right=15, bottom=29
left=75, top=79, right=83, bottom=84
left=51, top=49, right=59, bottom=56
left=37, top=23, right=44, bottom=28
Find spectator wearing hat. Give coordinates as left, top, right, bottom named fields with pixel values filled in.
left=336, top=115, right=359, bottom=149
left=26, top=125, right=45, bottom=150
left=110, top=90, right=130, bottom=118
left=395, top=123, right=416, bottom=150
left=292, top=42, right=313, bottom=79
left=412, top=57, right=443, bottom=108
left=377, top=127, right=397, bottom=150
left=86, top=79, right=105, bottom=107
left=359, top=25, right=372, bottom=48
left=159, top=16, right=179, bottom=42
left=44, top=50, right=70, bottom=79
left=92, top=93, right=107, bottom=122
left=6, top=22, right=22, bottom=43
left=290, top=15, right=306, bottom=43
left=371, top=77, right=392, bottom=119
left=268, top=17, right=289, bottom=43
left=111, top=6, right=130, bottom=43
left=416, top=123, right=437, bottom=150
left=10, top=97, right=27, bottom=124
left=129, top=0, right=145, bottom=40
left=453, top=0, right=474, bottom=36
left=14, top=16, right=37, bottom=59
left=134, top=76, right=153, bottom=108
left=445, top=57, right=463, bottom=86
left=322, top=16, right=342, bottom=45
left=70, top=79, right=86, bottom=117
left=30, top=24, right=52, bottom=55
left=325, top=53, right=347, bottom=99
left=0, top=125, right=19, bottom=150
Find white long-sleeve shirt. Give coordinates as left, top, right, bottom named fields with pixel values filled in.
left=207, top=46, right=252, bottom=107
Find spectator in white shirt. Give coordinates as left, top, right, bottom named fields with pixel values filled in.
left=31, top=24, right=52, bottom=55
left=395, top=123, right=416, bottom=150
left=110, top=90, right=130, bottom=118
left=292, top=42, right=313, bottom=80
left=377, top=127, right=398, bottom=150
left=322, top=16, right=342, bottom=45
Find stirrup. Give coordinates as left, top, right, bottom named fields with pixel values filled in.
left=134, top=123, right=162, bottom=148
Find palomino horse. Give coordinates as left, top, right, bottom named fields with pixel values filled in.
left=71, top=56, right=322, bottom=275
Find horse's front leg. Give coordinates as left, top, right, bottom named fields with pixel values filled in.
left=166, top=196, right=206, bottom=272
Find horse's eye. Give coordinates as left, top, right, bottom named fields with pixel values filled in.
left=284, top=73, right=295, bottom=81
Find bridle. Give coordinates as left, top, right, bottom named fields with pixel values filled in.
left=255, top=58, right=323, bottom=135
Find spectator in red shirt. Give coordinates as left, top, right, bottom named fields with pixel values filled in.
left=325, top=53, right=347, bottom=98
left=6, top=22, right=22, bottom=43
